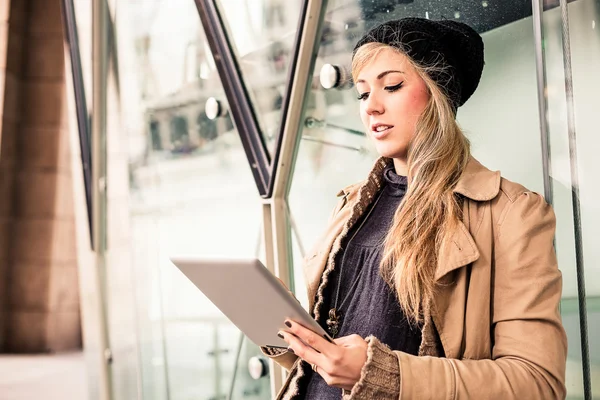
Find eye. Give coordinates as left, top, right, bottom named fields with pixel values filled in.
left=357, top=92, right=369, bottom=101
left=384, top=82, right=404, bottom=92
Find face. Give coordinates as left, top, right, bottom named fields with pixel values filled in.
left=355, top=48, right=430, bottom=172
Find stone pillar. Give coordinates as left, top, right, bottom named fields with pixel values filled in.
left=0, top=0, right=27, bottom=351
left=0, top=0, right=82, bottom=353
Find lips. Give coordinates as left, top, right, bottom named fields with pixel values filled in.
left=371, top=123, right=394, bottom=138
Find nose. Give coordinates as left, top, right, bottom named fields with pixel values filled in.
left=364, top=92, right=384, bottom=115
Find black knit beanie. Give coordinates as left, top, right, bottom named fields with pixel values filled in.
left=353, top=18, right=484, bottom=110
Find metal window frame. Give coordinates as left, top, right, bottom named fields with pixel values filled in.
left=61, top=0, right=123, bottom=250
left=193, top=0, right=311, bottom=198
left=261, top=0, right=328, bottom=395
left=194, top=0, right=271, bottom=197
left=531, top=0, right=553, bottom=206
left=266, top=0, right=310, bottom=199
left=62, top=0, right=114, bottom=399
left=60, top=0, right=94, bottom=247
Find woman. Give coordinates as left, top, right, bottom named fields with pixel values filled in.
left=265, top=18, right=567, bottom=399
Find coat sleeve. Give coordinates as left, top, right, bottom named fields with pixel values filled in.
left=346, top=192, right=567, bottom=399
left=259, top=346, right=298, bottom=371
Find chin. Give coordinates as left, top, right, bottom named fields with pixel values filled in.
left=373, top=144, right=408, bottom=159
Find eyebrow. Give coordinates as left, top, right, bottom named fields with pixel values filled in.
left=356, top=70, right=404, bottom=84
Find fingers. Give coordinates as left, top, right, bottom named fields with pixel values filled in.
left=283, top=320, right=337, bottom=356
left=281, top=329, right=367, bottom=391
left=278, top=329, right=323, bottom=367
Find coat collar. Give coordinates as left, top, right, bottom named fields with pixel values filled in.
left=435, top=157, right=500, bottom=280
left=335, top=156, right=499, bottom=282
left=453, top=157, right=501, bottom=201
left=338, top=156, right=501, bottom=202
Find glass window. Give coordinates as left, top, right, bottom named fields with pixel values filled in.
left=228, top=336, right=271, bottom=399
left=216, top=0, right=304, bottom=156
left=110, top=1, right=270, bottom=399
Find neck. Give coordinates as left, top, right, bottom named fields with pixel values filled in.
left=392, top=157, right=408, bottom=176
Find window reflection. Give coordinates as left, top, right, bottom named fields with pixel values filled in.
left=111, top=1, right=269, bottom=399
left=216, top=0, right=303, bottom=155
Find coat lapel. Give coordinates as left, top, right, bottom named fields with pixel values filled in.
left=430, top=218, right=479, bottom=358
left=431, top=156, right=500, bottom=358
left=434, top=220, right=480, bottom=282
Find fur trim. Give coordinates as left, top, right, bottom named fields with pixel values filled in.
left=261, top=346, right=287, bottom=356
left=311, top=157, right=388, bottom=323
left=419, top=301, right=441, bottom=356
left=277, top=360, right=305, bottom=400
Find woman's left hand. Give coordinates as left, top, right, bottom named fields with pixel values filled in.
left=280, top=319, right=368, bottom=391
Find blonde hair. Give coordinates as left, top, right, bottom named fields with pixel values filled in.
left=352, top=42, right=471, bottom=324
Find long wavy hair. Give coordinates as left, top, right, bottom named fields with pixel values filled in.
left=352, top=42, right=471, bottom=324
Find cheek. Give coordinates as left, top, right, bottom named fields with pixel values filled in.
left=412, top=88, right=430, bottom=114
left=397, top=91, right=429, bottom=128
left=359, top=103, right=369, bottom=128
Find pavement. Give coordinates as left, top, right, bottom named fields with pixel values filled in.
left=0, top=352, right=88, bottom=400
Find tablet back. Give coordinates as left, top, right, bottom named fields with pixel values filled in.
left=170, top=256, right=330, bottom=348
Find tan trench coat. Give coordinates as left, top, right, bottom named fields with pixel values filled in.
left=268, top=157, right=567, bottom=399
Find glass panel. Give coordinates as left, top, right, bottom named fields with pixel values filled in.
left=541, top=3, right=585, bottom=398
left=543, top=0, right=600, bottom=397
left=216, top=0, right=304, bottom=156
left=289, top=206, right=310, bottom=309
left=112, top=1, right=263, bottom=399
left=228, top=336, right=271, bottom=399
left=566, top=0, right=600, bottom=395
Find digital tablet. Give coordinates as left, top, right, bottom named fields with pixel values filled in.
left=170, top=256, right=334, bottom=348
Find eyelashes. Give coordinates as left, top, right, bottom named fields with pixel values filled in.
left=357, top=81, right=404, bottom=101
left=385, top=82, right=404, bottom=92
